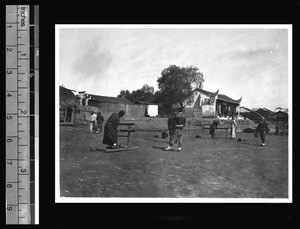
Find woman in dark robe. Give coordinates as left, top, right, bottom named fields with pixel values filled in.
left=102, top=110, right=125, bottom=148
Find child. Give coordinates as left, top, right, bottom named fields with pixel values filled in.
left=89, top=111, right=97, bottom=133
left=165, top=108, right=186, bottom=152
left=96, top=111, right=104, bottom=133
left=209, top=120, right=220, bottom=138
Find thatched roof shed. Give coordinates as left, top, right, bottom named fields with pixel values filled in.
left=59, top=86, right=79, bottom=110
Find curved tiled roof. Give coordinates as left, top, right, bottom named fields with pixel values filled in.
left=192, top=88, right=242, bottom=104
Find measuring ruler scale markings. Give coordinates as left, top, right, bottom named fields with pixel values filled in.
left=6, top=5, right=39, bottom=225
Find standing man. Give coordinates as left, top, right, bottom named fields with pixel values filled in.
left=164, top=111, right=176, bottom=151
left=255, top=116, right=269, bottom=146
left=96, top=111, right=104, bottom=133
left=103, top=110, right=125, bottom=149
left=165, top=107, right=186, bottom=152
left=89, top=111, right=97, bottom=133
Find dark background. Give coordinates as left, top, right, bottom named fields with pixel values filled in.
left=1, top=0, right=297, bottom=227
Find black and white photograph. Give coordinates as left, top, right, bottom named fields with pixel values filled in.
left=3, top=0, right=297, bottom=227
left=55, top=25, right=292, bottom=202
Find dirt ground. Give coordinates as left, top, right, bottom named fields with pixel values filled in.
left=59, top=120, right=289, bottom=199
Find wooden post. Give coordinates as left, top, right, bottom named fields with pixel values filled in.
left=63, top=109, right=67, bottom=123
left=127, top=125, right=131, bottom=146
left=71, top=110, right=74, bottom=123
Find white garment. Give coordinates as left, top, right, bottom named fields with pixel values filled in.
left=231, top=119, right=237, bottom=138
left=89, top=113, right=97, bottom=122
left=89, top=114, right=97, bottom=132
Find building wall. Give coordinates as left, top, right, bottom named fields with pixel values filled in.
left=185, top=91, right=241, bottom=118
left=74, top=103, right=146, bottom=121
left=184, top=108, right=202, bottom=118
left=202, top=94, right=217, bottom=118
left=216, top=100, right=239, bottom=117
left=185, top=90, right=201, bottom=108
left=185, top=91, right=216, bottom=118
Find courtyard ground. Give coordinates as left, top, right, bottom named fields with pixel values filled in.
left=59, top=119, right=289, bottom=199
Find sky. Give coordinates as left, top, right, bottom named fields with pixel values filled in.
left=57, top=25, right=291, bottom=111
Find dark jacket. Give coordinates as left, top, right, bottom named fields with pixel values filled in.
left=210, top=121, right=219, bottom=130
left=256, top=119, right=268, bottom=132
left=168, top=116, right=177, bottom=131
left=97, top=114, right=104, bottom=124
left=175, top=115, right=186, bottom=129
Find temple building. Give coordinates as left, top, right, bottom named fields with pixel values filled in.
left=184, top=88, right=242, bottom=118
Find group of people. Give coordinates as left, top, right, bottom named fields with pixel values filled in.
left=165, top=108, right=269, bottom=151
left=89, top=111, right=104, bottom=133
left=91, top=107, right=269, bottom=151
left=209, top=115, right=268, bottom=146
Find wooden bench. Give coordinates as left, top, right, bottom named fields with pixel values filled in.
left=202, top=125, right=230, bottom=138
left=118, top=123, right=135, bottom=146
left=103, top=122, right=139, bottom=152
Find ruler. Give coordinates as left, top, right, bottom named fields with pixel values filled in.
left=6, top=5, right=39, bottom=225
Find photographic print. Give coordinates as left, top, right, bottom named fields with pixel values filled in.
left=55, top=25, right=292, bottom=203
